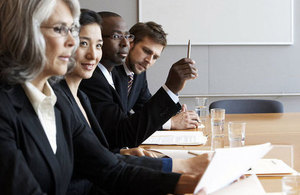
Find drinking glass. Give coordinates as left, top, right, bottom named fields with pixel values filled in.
left=228, top=122, right=246, bottom=147
left=194, top=97, right=209, bottom=134
left=210, top=108, right=225, bottom=150
left=282, top=175, right=300, bottom=195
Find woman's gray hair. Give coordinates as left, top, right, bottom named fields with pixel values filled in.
left=0, top=0, right=80, bottom=84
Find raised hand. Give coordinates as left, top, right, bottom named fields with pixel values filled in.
left=165, top=58, right=198, bottom=94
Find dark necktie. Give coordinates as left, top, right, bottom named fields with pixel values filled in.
left=128, top=73, right=134, bottom=95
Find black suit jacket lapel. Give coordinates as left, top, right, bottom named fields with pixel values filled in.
left=58, top=80, right=110, bottom=149
left=10, top=85, right=63, bottom=191
left=98, top=67, right=127, bottom=112
left=78, top=90, right=110, bottom=148
left=114, top=66, right=131, bottom=111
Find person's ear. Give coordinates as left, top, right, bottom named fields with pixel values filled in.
left=130, top=41, right=134, bottom=49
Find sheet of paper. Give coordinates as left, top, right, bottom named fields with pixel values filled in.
left=194, top=143, right=272, bottom=194
left=210, top=174, right=265, bottom=195
left=246, top=159, right=297, bottom=175
left=141, top=131, right=207, bottom=145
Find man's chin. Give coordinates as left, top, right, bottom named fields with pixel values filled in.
left=113, top=59, right=125, bottom=66
left=134, top=68, right=144, bottom=75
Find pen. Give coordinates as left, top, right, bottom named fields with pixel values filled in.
left=187, top=39, right=191, bottom=58
left=188, top=151, right=200, bottom=156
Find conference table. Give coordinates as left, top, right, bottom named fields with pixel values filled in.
left=142, top=112, right=300, bottom=193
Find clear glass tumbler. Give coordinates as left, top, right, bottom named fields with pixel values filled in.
left=282, top=175, right=300, bottom=195
left=210, top=108, right=225, bottom=150
left=194, top=97, right=209, bottom=134
left=228, top=122, right=246, bottom=147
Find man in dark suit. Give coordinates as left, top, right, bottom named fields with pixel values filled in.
left=80, top=12, right=198, bottom=149
left=116, top=21, right=200, bottom=130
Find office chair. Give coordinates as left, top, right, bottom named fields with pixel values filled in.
left=209, top=99, right=284, bottom=114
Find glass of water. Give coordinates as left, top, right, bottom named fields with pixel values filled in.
left=210, top=108, right=225, bottom=150
left=228, top=122, right=246, bottom=147
left=282, top=175, right=300, bottom=195
left=194, top=97, right=209, bottom=133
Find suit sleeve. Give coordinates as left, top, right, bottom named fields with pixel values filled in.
left=0, top=94, right=45, bottom=195
left=80, top=73, right=181, bottom=149
left=115, top=154, right=164, bottom=171
left=106, top=87, right=181, bottom=149
left=71, top=119, right=180, bottom=195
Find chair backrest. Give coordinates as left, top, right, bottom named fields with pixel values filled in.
left=209, top=99, right=284, bottom=114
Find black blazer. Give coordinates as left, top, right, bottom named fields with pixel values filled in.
left=80, top=66, right=181, bottom=149
left=115, top=65, right=152, bottom=113
left=0, top=84, right=180, bottom=195
left=56, top=80, right=163, bottom=170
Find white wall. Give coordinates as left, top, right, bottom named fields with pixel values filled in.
left=79, top=0, right=300, bottom=112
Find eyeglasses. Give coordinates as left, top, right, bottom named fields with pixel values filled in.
left=102, top=33, right=135, bottom=41
left=41, top=24, right=80, bottom=37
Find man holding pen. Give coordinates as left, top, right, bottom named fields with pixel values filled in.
left=80, top=12, right=199, bottom=149
left=120, top=22, right=199, bottom=129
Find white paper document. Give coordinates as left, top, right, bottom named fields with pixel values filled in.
left=194, top=143, right=272, bottom=194
left=210, top=174, right=266, bottom=195
left=247, top=159, right=297, bottom=175
left=141, top=131, right=207, bottom=145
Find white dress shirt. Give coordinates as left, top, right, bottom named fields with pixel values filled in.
left=98, top=63, right=115, bottom=89
left=22, top=81, right=57, bottom=154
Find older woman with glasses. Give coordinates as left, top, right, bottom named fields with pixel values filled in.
left=0, top=0, right=208, bottom=194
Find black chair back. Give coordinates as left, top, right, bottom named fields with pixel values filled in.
left=209, top=99, right=284, bottom=114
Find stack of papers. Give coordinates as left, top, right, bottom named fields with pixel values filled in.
left=141, top=131, right=207, bottom=145
left=247, top=159, right=297, bottom=175
left=210, top=174, right=266, bottom=195
left=194, top=143, right=272, bottom=194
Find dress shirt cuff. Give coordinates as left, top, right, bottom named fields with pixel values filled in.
left=161, top=158, right=173, bottom=173
left=162, top=119, right=171, bottom=130
left=162, top=85, right=179, bottom=103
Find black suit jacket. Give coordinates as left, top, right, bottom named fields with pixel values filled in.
left=115, top=65, right=152, bottom=113
left=80, top=66, right=181, bottom=149
left=0, top=84, right=180, bottom=195
left=56, top=80, right=163, bottom=170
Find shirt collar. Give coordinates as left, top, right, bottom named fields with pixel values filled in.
left=123, top=63, right=134, bottom=77
left=22, top=81, right=57, bottom=112
left=98, top=63, right=115, bottom=88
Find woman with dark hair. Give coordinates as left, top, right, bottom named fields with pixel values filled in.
left=0, top=0, right=208, bottom=194
left=58, top=9, right=210, bottom=195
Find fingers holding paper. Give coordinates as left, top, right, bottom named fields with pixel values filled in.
left=165, top=58, right=198, bottom=94
left=174, top=173, right=208, bottom=195
left=195, top=188, right=207, bottom=195
left=185, top=153, right=210, bottom=174
left=172, top=153, right=210, bottom=175
left=174, top=154, right=210, bottom=194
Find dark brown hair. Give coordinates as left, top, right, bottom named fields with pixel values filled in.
left=129, top=21, right=167, bottom=47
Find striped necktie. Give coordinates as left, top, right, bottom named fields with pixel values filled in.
left=127, top=72, right=134, bottom=95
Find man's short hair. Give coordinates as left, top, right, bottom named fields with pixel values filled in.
left=129, top=21, right=167, bottom=47
left=97, top=11, right=121, bottom=19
